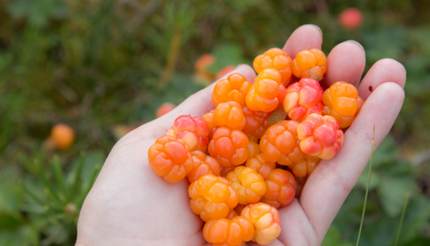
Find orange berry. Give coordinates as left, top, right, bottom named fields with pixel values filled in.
left=292, top=49, right=327, bottom=81
left=212, top=73, right=251, bottom=106
left=241, top=203, right=281, bottom=245
left=226, top=166, right=267, bottom=204
left=156, top=103, right=175, bottom=117
left=148, top=135, right=191, bottom=183
left=255, top=68, right=283, bottom=84
left=297, top=113, right=344, bottom=160
left=283, top=78, right=323, bottom=121
left=189, top=175, right=238, bottom=221
left=247, top=140, right=260, bottom=159
left=208, top=127, right=249, bottom=168
left=203, top=215, right=254, bottom=246
left=214, top=101, right=246, bottom=130
left=246, top=154, right=276, bottom=179
left=245, top=77, right=285, bottom=112
left=203, top=110, right=216, bottom=131
left=186, top=151, right=221, bottom=183
left=278, top=147, right=320, bottom=178
left=323, top=81, right=363, bottom=128
left=216, top=65, right=235, bottom=79
left=262, top=169, right=297, bottom=208
left=259, top=120, right=299, bottom=165
left=50, top=123, right=75, bottom=150
left=167, top=115, right=210, bottom=151
left=195, top=53, right=215, bottom=81
left=243, top=107, right=269, bottom=139
left=253, top=48, right=292, bottom=85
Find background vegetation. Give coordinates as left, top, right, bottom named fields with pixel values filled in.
left=0, top=0, right=429, bottom=245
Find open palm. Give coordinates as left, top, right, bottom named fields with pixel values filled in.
left=76, top=25, right=406, bottom=246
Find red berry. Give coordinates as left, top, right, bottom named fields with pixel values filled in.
left=339, top=8, right=363, bottom=30
left=156, top=103, right=175, bottom=117
left=297, top=113, right=344, bottom=160
left=283, top=78, right=323, bottom=121
left=167, top=115, right=210, bottom=151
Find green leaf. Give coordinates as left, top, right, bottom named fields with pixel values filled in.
left=210, top=44, right=245, bottom=72
left=400, top=195, right=430, bottom=243
left=323, top=226, right=353, bottom=246
left=377, top=176, right=416, bottom=217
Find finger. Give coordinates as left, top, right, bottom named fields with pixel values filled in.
left=140, top=64, right=256, bottom=138
left=359, top=58, right=406, bottom=99
left=325, top=40, right=366, bottom=86
left=278, top=200, right=319, bottom=245
left=300, top=82, right=405, bottom=240
left=283, top=24, right=323, bottom=57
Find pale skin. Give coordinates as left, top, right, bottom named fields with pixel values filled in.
left=76, top=25, right=407, bottom=246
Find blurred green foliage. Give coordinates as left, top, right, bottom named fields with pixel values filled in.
left=0, top=0, right=429, bottom=245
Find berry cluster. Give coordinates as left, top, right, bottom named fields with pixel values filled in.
left=148, top=47, right=362, bottom=245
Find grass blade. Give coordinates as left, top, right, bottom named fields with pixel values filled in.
left=393, top=192, right=410, bottom=246
left=355, top=126, right=376, bottom=246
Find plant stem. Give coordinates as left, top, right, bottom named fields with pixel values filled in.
left=393, top=193, right=410, bottom=246
left=355, top=126, right=377, bottom=246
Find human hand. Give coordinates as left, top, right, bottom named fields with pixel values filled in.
left=76, top=24, right=406, bottom=246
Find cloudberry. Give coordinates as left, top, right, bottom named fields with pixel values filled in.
left=241, top=203, right=281, bottom=245
left=148, top=135, right=191, bottom=183
left=292, top=49, right=327, bottom=81
left=246, top=78, right=285, bottom=112
left=283, top=78, right=323, bottom=121
left=212, top=73, right=251, bottom=106
left=339, top=8, right=363, bottom=30
left=167, top=115, right=210, bottom=151
left=208, top=127, right=249, bottom=168
left=50, top=123, right=75, bottom=150
left=323, top=81, right=363, bottom=128
left=279, top=147, right=319, bottom=178
left=186, top=151, right=221, bottom=183
left=203, top=215, right=254, bottom=246
left=214, top=101, right=246, bottom=130
left=297, top=113, right=344, bottom=160
left=259, top=120, right=299, bottom=165
left=253, top=48, right=292, bottom=85
left=255, top=68, right=283, bottom=84
left=203, top=110, right=216, bottom=131
left=226, top=166, right=267, bottom=204
left=247, top=140, right=260, bottom=159
left=263, top=169, right=297, bottom=208
left=243, top=107, right=269, bottom=139
left=246, top=154, right=276, bottom=179
left=156, top=103, right=175, bottom=117
left=189, top=175, right=238, bottom=221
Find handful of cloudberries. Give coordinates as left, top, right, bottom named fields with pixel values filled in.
left=148, top=47, right=362, bottom=245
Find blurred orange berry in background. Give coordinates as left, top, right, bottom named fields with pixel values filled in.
left=156, top=103, right=175, bottom=117
left=195, top=53, right=215, bottom=81
left=339, top=8, right=363, bottom=30
left=49, top=123, right=75, bottom=150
